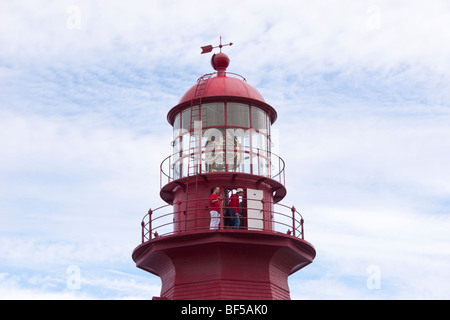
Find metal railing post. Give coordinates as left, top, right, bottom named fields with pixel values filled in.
left=301, top=218, right=304, bottom=240
left=148, top=208, right=152, bottom=240
left=220, top=198, right=224, bottom=230
left=261, top=197, right=266, bottom=232
left=291, top=206, right=296, bottom=238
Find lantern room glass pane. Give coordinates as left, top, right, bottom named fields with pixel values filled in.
left=192, top=105, right=199, bottom=124
left=202, top=128, right=225, bottom=173
left=201, top=103, right=224, bottom=127
left=226, top=128, right=246, bottom=172
left=181, top=132, right=190, bottom=156
left=227, top=103, right=250, bottom=127
left=173, top=113, right=181, bottom=131
left=251, top=106, right=268, bottom=131
left=181, top=108, right=191, bottom=131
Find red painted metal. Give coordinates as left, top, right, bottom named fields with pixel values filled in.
left=201, top=45, right=213, bottom=54
left=133, top=232, right=315, bottom=300
left=132, top=48, right=315, bottom=300
left=178, top=72, right=266, bottom=105
left=139, top=198, right=305, bottom=242
left=201, top=36, right=233, bottom=54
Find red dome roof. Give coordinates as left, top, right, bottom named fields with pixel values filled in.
left=178, top=74, right=266, bottom=104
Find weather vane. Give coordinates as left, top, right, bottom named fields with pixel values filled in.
left=201, top=36, right=233, bottom=54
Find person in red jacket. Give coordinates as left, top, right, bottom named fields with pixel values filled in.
left=209, top=186, right=223, bottom=230
left=229, top=188, right=244, bottom=229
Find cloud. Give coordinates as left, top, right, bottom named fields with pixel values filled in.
left=0, top=272, right=93, bottom=300
left=288, top=204, right=450, bottom=299
left=290, top=277, right=381, bottom=300
left=0, top=269, right=160, bottom=300
left=0, top=110, right=171, bottom=241
left=274, top=93, right=450, bottom=299
left=1, top=0, right=450, bottom=299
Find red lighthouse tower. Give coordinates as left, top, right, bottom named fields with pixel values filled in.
left=132, top=42, right=316, bottom=300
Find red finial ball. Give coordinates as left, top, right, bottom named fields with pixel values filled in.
left=211, top=52, right=230, bottom=72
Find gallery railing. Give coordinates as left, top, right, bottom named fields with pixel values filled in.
left=140, top=197, right=305, bottom=243
left=160, top=146, right=285, bottom=188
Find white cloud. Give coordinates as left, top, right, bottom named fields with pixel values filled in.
left=0, top=110, right=171, bottom=242
left=276, top=98, right=450, bottom=299
left=0, top=269, right=160, bottom=300
left=1, top=0, right=450, bottom=299
left=290, top=277, right=381, bottom=300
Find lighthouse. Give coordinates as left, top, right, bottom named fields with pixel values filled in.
left=132, top=41, right=316, bottom=300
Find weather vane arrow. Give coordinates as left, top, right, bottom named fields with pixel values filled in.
left=201, top=36, right=233, bottom=54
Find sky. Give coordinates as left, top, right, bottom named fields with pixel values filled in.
left=1, top=0, right=450, bottom=299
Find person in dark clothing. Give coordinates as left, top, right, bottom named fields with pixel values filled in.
left=228, top=188, right=243, bottom=229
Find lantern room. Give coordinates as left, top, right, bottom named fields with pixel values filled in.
left=167, top=52, right=277, bottom=179
left=158, top=52, right=288, bottom=233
